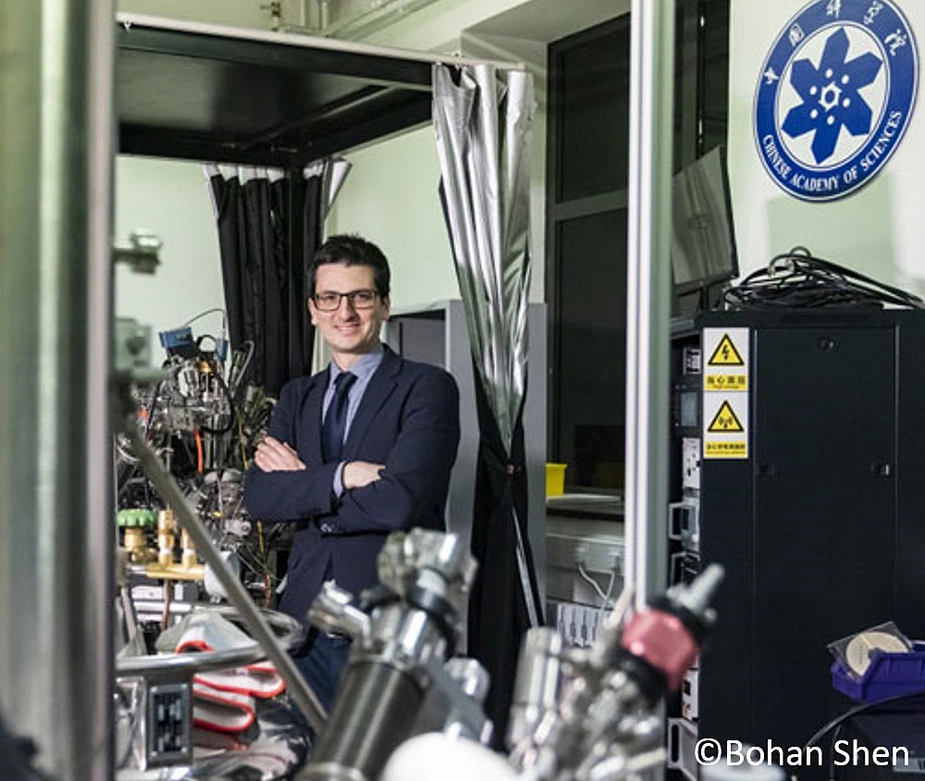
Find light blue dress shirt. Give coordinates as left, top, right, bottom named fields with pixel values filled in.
left=325, top=345, right=384, bottom=496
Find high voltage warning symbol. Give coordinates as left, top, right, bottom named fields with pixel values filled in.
left=708, top=334, right=744, bottom=366
left=708, top=401, right=744, bottom=433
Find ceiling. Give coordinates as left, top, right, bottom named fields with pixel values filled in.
left=114, top=1, right=617, bottom=168
left=466, top=0, right=627, bottom=44
left=116, top=15, right=441, bottom=166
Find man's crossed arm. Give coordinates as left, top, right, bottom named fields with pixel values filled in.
left=243, top=370, right=459, bottom=534
left=254, top=436, right=384, bottom=490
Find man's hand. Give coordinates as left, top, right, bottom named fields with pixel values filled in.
left=343, top=461, right=385, bottom=490
left=254, top=436, right=306, bottom=472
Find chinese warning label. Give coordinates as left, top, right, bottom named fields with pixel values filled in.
left=708, top=334, right=745, bottom=366
left=708, top=400, right=745, bottom=433
left=702, top=328, right=750, bottom=460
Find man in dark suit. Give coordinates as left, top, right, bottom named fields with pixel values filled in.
left=243, top=234, right=460, bottom=708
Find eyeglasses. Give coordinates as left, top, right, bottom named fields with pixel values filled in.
left=312, top=289, right=379, bottom=311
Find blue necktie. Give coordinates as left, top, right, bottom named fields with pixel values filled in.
left=322, top=372, right=356, bottom=463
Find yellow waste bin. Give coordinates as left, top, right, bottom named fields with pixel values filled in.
left=545, top=463, right=567, bottom=497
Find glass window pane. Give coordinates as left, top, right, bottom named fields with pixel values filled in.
left=556, top=209, right=627, bottom=489
left=557, top=21, right=630, bottom=201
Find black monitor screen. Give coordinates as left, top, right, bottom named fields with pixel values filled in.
left=671, top=145, right=738, bottom=294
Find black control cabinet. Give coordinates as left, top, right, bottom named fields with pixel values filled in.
left=669, top=309, right=925, bottom=759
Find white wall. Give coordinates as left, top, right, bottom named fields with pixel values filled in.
left=728, top=0, right=925, bottom=295
left=114, top=156, right=225, bottom=356
left=326, top=126, right=459, bottom=309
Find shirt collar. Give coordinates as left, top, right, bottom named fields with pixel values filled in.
left=329, top=344, right=384, bottom=386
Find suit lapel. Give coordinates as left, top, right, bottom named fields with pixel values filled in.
left=298, top=369, right=328, bottom=466
left=344, top=347, right=400, bottom=458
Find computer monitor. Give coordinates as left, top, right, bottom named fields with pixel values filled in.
left=671, top=145, right=738, bottom=304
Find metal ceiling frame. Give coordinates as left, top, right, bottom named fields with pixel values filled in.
left=116, top=13, right=523, bottom=167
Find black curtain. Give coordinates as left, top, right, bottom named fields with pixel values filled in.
left=467, top=371, right=543, bottom=748
left=209, top=169, right=324, bottom=395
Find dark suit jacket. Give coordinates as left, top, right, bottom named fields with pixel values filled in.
left=243, top=346, right=460, bottom=622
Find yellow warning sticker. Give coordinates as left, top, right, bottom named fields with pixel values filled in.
left=705, top=441, right=748, bottom=458
left=707, top=400, right=744, bottom=433
left=708, top=334, right=745, bottom=366
left=702, top=331, right=750, bottom=459
left=705, top=374, right=748, bottom=391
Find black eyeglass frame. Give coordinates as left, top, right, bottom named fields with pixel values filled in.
left=311, top=289, right=380, bottom=311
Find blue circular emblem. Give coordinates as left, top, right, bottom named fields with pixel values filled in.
left=754, top=0, right=918, bottom=201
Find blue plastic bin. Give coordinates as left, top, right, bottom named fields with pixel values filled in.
left=831, top=641, right=925, bottom=702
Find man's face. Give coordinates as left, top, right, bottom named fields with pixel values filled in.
left=309, top=262, right=390, bottom=363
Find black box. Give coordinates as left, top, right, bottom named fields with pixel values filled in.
left=670, top=309, right=925, bottom=763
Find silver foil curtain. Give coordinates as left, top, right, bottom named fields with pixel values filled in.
left=432, top=62, right=542, bottom=742
left=433, top=64, right=532, bottom=448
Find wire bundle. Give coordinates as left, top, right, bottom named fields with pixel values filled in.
left=722, top=247, right=924, bottom=311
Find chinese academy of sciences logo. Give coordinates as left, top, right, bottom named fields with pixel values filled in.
left=755, top=0, right=918, bottom=202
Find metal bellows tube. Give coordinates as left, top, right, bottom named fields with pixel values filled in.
left=300, top=530, right=477, bottom=781
left=305, top=661, right=425, bottom=781
left=0, top=1, right=115, bottom=779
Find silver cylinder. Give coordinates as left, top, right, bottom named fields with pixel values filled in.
left=622, top=4, right=674, bottom=775
left=507, top=627, right=563, bottom=750
left=445, top=657, right=490, bottom=703
left=624, top=0, right=674, bottom=608
left=0, top=2, right=114, bottom=779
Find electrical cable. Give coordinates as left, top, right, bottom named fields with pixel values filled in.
left=115, top=435, right=139, bottom=465
left=144, top=381, right=163, bottom=435
left=228, top=341, right=256, bottom=400
left=198, top=367, right=236, bottom=436
left=237, top=414, right=250, bottom=471
left=181, top=310, right=228, bottom=377
left=723, top=247, right=925, bottom=311
left=183, top=307, right=227, bottom=331
left=241, top=387, right=273, bottom=432
left=577, top=562, right=615, bottom=609
left=257, top=520, right=272, bottom=608
left=596, top=568, right=617, bottom=632
left=235, top=547, right=280, bottom=584
left=193, top=428, right=204, bottom=474
left=790, top=690, right=925, bottom=781
left=196, top=334, right=220, bottom=354
left=607, top=584, right=634, bottom=632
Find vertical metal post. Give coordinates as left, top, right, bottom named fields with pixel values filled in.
left=624, top=0, right=675, bottom=609
left=0, top=2, right=114, bottom=779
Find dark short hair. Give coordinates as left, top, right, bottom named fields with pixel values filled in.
left=308, top=234, right=391, bottom=299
